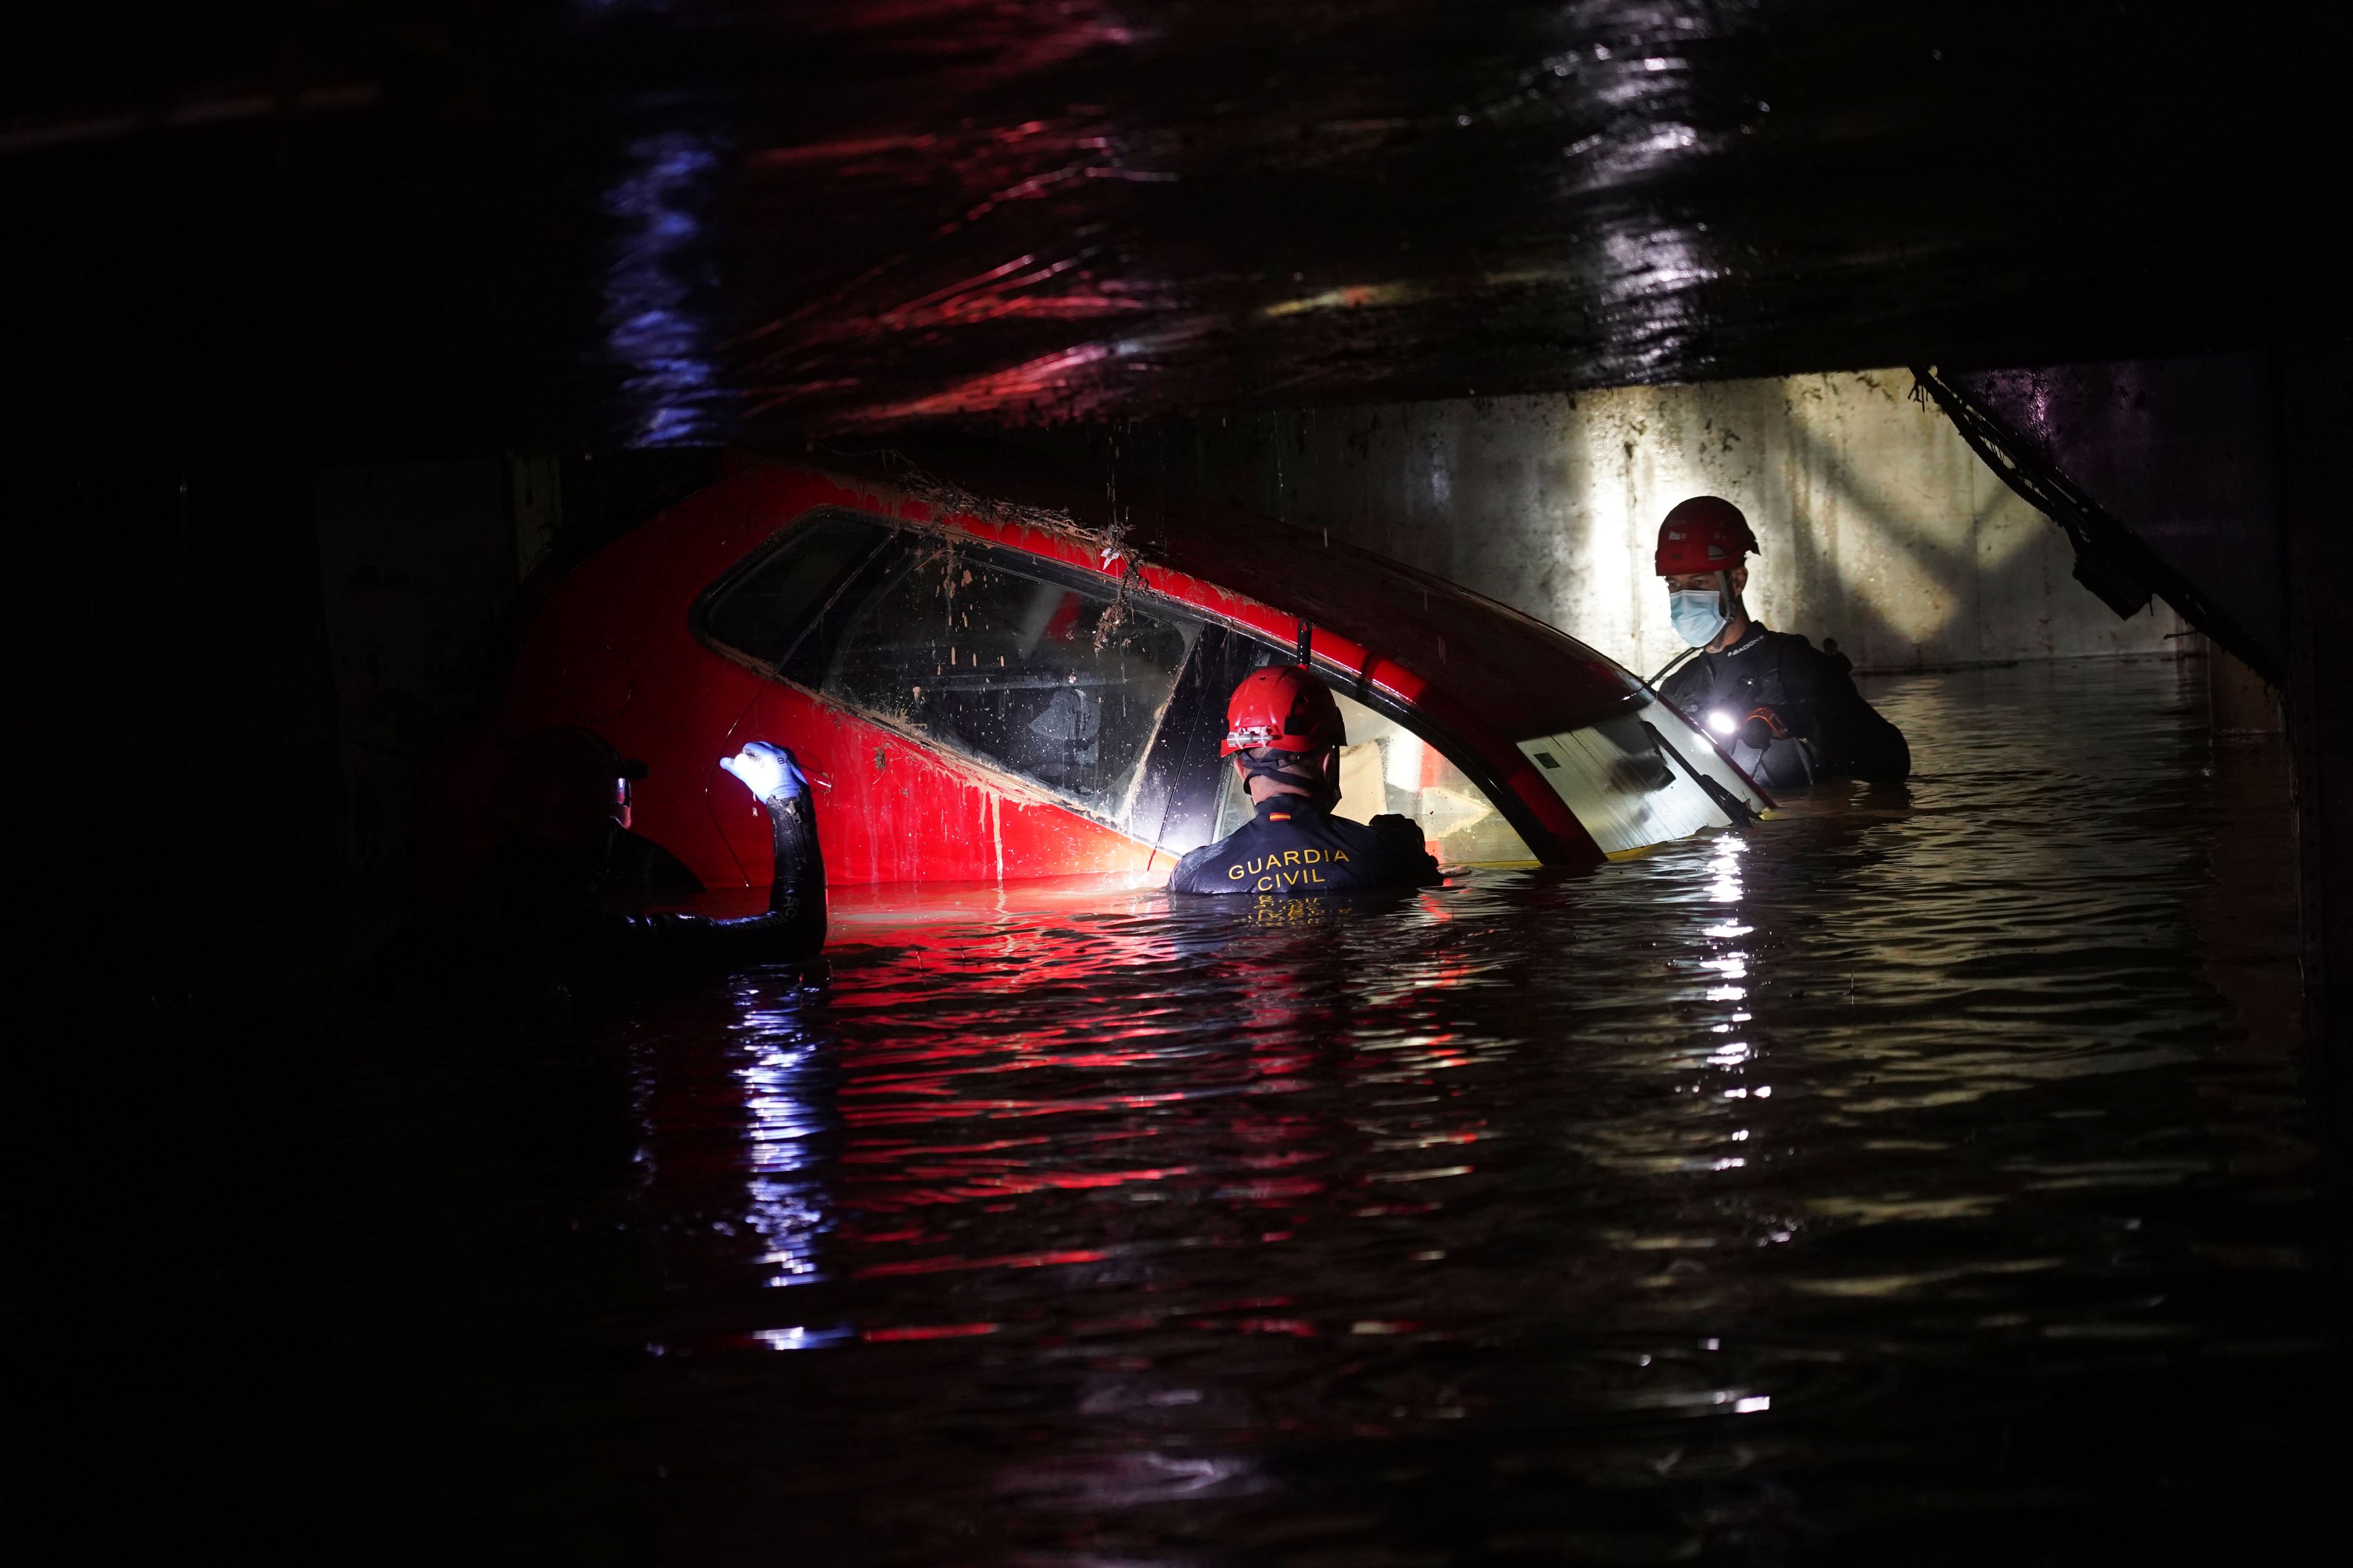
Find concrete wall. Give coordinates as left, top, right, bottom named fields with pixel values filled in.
left=1114, top=368, right=2186, bottom=675
left=315, top=461, right=520, bottom=929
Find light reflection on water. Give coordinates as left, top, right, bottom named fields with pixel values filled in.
left=600, top=659, right=2322, bottom=1563
left=601, top=126, right=736, bottom=448
left=729, top=988, right=831, bottom=1290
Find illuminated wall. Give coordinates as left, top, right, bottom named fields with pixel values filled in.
left=1149, top=369, right=2187, bottom=675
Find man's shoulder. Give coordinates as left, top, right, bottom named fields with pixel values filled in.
left=1755, top=628, right=1850, bottom=688
left=1306, top=809, right=1386, bottom=849
left=607, top=828, right=708, bottom=900
left=1169, top=840, right=1223, bottom=892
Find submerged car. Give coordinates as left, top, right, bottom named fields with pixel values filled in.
left=476, top=442, right=1767, bottom=895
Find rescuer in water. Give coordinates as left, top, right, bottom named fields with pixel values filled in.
left=1169, top=665, right=1442, bottom=896
left=1654, top=496, right=1910, bottom=789
left=446, top=726, right=826, bottom=992
left=480, top=727, right=707, bottom=903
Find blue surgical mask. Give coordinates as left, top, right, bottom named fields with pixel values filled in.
left=1669, top=589, right=1728, bottom=648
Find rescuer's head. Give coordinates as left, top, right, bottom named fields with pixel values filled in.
left=1222, top=665, right=1346, bottom=806
left=491, top=726, right=650, bottom=845
left=1655, top=495, right=1759, bottom=648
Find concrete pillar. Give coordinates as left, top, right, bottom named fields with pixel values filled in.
left=2277, top=347, right=2353, bottom=1144
left=314, top=461, right=519, bottom=935
left=2211, top=645, right=2284, bottom=738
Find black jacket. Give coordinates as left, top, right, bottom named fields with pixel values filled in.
left=443, top=795, right=826, bottom=994
left=1169, top=798, right=1441, bottom=896
left=1659, top=625, right=1909, bottom=788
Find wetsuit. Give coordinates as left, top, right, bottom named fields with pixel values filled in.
left=466, top=820, right=709, bottom=908
left=1168, top=798, right=1441, bottom=896
left=447, top=791, right=825, bottom=992
left=1659, top=623, right=1909, bottom=789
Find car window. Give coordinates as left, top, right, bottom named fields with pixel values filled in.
left=699, top=511, right=896, bottom=670
left=821, top=539, right=1201, bottom=821
left=1328, top=692, right=1537, bottom=866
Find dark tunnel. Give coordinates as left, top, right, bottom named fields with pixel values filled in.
left=5, top=4, right=2348, bottom=1563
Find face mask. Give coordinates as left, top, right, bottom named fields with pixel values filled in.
left=1669, top=589, right=1728, bottom=648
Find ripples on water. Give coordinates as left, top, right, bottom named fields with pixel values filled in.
left=347, top=660, right=2332, bottom=1564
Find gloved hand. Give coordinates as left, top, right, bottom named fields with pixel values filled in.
left=1737, top=708, right=1789, bottom=752
left=719, top=741, right=809, bottom=805
left=1368, top=813, right=1429, bottom=858
left=1369, top=813, right=1442, bottom=878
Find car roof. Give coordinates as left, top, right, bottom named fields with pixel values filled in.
left=756, top=435, right=1643, bottom=745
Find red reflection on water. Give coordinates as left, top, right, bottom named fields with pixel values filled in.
left=856, top=1247, right=1109, bottom=1278
left=861, top=1322, right=999, bottom=1342
left=640, top=885, right=1511, bottom=1356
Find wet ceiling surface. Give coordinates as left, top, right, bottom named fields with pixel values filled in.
left=6, top=2, right=2344, bottom=455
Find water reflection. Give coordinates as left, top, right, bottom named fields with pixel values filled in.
left=730, top=980, right=832, bottom=1292
left=616, top=660, right=2324, bottom=1564
left=602, top=125, right=736, bottom=447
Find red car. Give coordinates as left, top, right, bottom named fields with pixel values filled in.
left=467, top=443, right=1765, bottom=899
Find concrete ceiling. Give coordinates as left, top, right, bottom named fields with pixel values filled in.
left=4, top=1, right=2342, bottom=456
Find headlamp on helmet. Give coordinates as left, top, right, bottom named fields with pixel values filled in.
left=1221, top=665, right=1345, bottom=758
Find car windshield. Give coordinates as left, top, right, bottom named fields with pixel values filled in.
left=822, top=539, right=1201, bottom=820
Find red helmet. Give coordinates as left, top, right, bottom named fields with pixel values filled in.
left=1222, top=665, right=1345, bottom=756
left=1654, top=496, right=1759, bottom=576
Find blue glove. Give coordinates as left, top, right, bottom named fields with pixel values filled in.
left=719, top=741, right=809, bottom=804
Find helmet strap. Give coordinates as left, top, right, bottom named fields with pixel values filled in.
left=1717, top=570, right=1747, bottom=635
left=1238, top=748, right=1339, bottom=807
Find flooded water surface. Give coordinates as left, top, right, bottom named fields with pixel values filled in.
left=325, top=659, right=2334, bottom=1564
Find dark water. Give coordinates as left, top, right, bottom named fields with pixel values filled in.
left=9, top=4, right=2345, bottom=452
left=60, top=658, right=2335, bottom=1564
